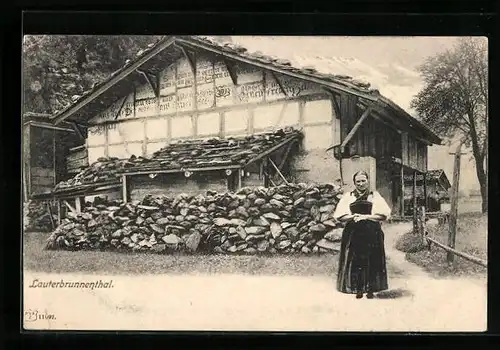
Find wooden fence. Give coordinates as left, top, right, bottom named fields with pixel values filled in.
left=416, top=141, right=487, bottom=268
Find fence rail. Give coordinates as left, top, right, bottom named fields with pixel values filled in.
left=425, top=235, right=487, bottom=268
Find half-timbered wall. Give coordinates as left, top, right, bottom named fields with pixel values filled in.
left=85, top=52, right=342, bottom=183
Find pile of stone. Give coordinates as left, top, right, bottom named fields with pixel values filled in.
left=46, top=183, right=344, bottom=255
left=24, top=200, right=57, bottom=232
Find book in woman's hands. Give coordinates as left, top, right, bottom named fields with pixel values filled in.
left=349, top=200, right=373, bottom=215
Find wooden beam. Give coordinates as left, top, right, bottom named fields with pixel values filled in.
left=52, top=36, right=176, bottom=124
left=413, top=170, right=418, bottom=232
left=269, top=158, right=290, bottom=185
left=340, top=106, right=373, bottom=152
left=47, top=201, right=56, bottom=230
left=24, top=124, right=31, bottom=199
left=237, top=170, right=242, bottom=190
left=263, top=158, right=270, bottom=187
left=52, top=129, right=56, bottom=186
left=223, top=59, right=238, bottom=86
left=119, top=164, right=242, bottom=177
left=69, top=145, right=86, bottom=152
left=57, top=200, right=62, bottom=225
left=245, top=135, right=300, bottom=167
left=277, top=140, right=297, bottom=171
left=400, top=164, right=405, bottom=216
left=71, top=122, right=85, bottom=140
left=26, top=121, right=76, bottom=133
left=176, top=38, right=379, bottom=102
left=63, top=200, right=76, bottom=213
left=423, top=171, right=428, bottom=211
left=426, top=236, right=487, bottom=268
left=136, top=69, right=159, bottom=99
left=175, top=44, right=196, bottom=75
left=121, top=175, right=128, bottom=203
left=271, top=72, right=288, bottom=97
left=75, top=197, right=82, bottom=213
left=113, top=96, right=128, bottom=120
left=323, top=88, right=342, bottom=119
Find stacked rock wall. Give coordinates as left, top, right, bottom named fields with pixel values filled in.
left=46, top=183, right=344, bottom=254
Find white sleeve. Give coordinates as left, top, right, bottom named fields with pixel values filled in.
left=333, top=193, right=353, bottom=220
left=371, top=191, right=391, bottom=219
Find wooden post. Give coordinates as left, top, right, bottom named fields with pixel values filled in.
left=24, top=124, right=31, bottom=200
left=447, top=141, right=464, bottom=263
left=22, top=164, right=28, bottom=203
left=75, top=197, right=82, bottom=213
left=52, top=129, right=56, bottom=186
left=263, top=158, right=270, bottom=187
left=237, top=169, right=242, bottom=190
left=57, top=200, right=62, bottom=225
left=400, top=165, right=404, bottom=217
left=420, top=205, right=426, bottom=244
left=413, top=170, right=417, bottom=232
left=47, top=201, right=56, bottom=230
left=423, top=171, right=428, bottom=212
left=122, top=175, right=129, bottom=203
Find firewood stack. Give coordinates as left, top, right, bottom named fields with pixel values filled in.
left=46, top=183, right=344, bottom=255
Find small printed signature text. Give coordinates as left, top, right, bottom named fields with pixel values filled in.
left=24, top=309, right=56, bottom=323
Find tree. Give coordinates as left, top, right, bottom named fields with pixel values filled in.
left=411, top=37, right=488, bottom=213
left=23, top=35, right=163, bottom=115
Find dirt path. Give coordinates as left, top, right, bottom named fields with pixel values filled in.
left=23, top=222, right=487, bottom=332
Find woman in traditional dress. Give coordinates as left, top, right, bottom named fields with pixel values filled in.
left=332, top=170, right=391, bottom=299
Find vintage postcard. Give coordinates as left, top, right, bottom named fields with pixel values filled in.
left=22, top=35, right=488, bottom=331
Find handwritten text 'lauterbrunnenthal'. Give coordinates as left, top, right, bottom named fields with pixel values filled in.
left=28, top=279, right=114, bottom=290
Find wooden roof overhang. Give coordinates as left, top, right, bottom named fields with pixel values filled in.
left=30, top=180, right=122, bottom=201
left=35, top=131, right=302, bottom=201
left=50, top=36, right=441, bottom=147
left=116, top=132, right=301, bottom=178
left=51, top=36, right=179, bottom=126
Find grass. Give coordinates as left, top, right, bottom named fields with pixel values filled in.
left=400, top=212, right=488, bottom=278
left=23, top=231, right=406, bottom=277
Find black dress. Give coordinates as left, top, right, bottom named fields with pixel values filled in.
left=336, top=191, right=389, bottom=294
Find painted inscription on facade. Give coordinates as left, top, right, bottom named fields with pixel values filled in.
left=197, top=83, right=215, bottom=110
left=135, top=98, right=159, bottom=118
left=265, top=72, right=318, bottom=101
left=159, top=95, right=176, bottom=115
left=177, top=87, right=194, bottom=112
left=236, top=81, right=265, bottom=104
left=196, top=55, right=214, bottom=85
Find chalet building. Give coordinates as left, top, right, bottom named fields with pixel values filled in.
left=403, top=169, right=451, bottom=214
left=42, top=35, right=441, bottom=218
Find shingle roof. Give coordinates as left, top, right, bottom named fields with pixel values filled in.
left=49, top=35, right=441, bottom=144
left=54, top=127, right=302, bottom=191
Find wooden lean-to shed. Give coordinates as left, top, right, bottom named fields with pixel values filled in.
left=46, top=35, right=441, bottom=219
left=22, top=112, right=86, bottom=201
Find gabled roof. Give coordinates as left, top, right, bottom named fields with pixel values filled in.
left=49, top=35, right=441, bottom=145
left=54, top=128, right=302, bottom=191
left=426, top=169, right=452, bottom=189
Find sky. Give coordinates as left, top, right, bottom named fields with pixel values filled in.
left=226, top=36, right=484, bottom=194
